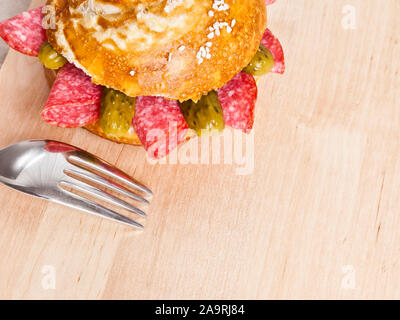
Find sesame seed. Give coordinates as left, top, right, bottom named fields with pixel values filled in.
left=196, top=0, right=236, bottom=65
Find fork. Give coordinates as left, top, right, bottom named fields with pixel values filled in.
left=0, top=140, right=152, bottom=229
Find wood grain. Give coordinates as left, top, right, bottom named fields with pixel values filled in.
left=0, top=0, right=399, bottom=299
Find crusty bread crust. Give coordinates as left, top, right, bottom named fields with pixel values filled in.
left=46, top=0, right=267, bottom=101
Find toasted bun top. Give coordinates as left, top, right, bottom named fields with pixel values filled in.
left=46, top=0, right=267, bottom=101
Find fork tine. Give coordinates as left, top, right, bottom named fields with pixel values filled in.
left=57, top=188, right=144, bottom=229
left=64, top=168, right=149, bottom=205
left=68, top=155, right=153, bottom=196
left=60, top=180, right=147, bottom=217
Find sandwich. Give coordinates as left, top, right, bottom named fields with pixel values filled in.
left=0, top=0, right=284, bottom=158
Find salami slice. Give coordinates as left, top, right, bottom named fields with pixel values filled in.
left=133, top=96, right=189, bottom=159
left=261, top=28, right=285, bottom=74
left=0, top=7, right=46, bottom=57
left=42, top=63, right=102, bottom=128
left=218, top=72, right=258, bottom=133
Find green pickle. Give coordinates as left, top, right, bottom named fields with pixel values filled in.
left=38, top=42, right=67, bottom=70
left=179, top=91, right=225, bottom=136
left=243, top=45, right=275, bottom=76
left=100, top=88, right=136, bottom=138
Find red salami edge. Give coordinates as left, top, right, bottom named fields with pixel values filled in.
left=133, top=96, right=189, bottom=159
left=0, top=6, right=47, bottom=57
left=261, top=28, right=285, bottom=74
left=42, top=63, right=102, bottom=128
left=218, top=72, right=258, bottom=133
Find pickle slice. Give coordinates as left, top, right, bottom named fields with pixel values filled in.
left=100, top=88, right=136, bottom=138
left=179, top=91, right=225, bottom=136
left=38, top=42, right=67, bottom=70
left=243, top=45, right=275, bottom=76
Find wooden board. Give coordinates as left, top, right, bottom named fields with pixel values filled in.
left=0, top=0, right=399, bottom=299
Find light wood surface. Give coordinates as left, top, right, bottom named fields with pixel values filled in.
left=0, top=0, right=399, bottom=299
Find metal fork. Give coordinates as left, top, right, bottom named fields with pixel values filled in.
left=0, top=140, right=152, bottom=229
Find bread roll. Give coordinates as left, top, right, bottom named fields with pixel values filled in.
left=46, top=0, right=267, bottom=101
